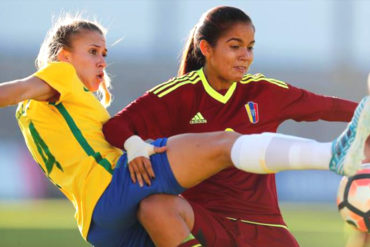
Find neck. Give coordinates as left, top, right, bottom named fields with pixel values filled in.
left=203, top=66, right=233, bottom=90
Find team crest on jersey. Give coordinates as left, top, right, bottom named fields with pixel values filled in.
left=245, top=101, right=259, bottom=124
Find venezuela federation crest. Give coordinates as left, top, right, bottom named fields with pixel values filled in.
left=245, top=101, right=259, bottom=124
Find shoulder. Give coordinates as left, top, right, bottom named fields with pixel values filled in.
left=240, top=73, right=289, bottom=89
left=33, top=62, right=82, bottom=102
left=149, top=71, right=201, bottom=98
left=34, top=62, right=77, bottom=83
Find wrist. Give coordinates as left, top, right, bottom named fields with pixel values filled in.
left=124, top=135, right=155, bottom=163
left=124, top=135, right=144, bottom=151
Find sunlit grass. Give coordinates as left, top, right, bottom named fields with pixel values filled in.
left=0, top=199, right=89, bottom=247
left=281, top=203, right=349, bottom=246
left=0, top=199, right=77, bottom=229
left=0, top=200, right=354, bottom=247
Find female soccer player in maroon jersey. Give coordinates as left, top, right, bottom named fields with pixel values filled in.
left=1, top=10, right=368, bottom=247
left=103, top=6, right=360, bottom=247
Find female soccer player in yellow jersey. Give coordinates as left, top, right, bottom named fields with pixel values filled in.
left=0, top=14, right=369, bottom=247
left=103, top=6, right=367, bottom=247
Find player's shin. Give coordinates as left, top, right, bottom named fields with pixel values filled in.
left=230, top=133, right=332, bottom=174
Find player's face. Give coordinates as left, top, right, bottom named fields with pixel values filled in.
left=65, top=30, right=107, bottom=92
left=204, top=22, right=255, bottom=88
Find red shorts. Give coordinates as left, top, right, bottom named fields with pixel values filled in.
left=189, top=202, right=300, bottom=247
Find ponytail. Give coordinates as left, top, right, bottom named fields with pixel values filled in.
left=178, top=26, right=205, bottom=76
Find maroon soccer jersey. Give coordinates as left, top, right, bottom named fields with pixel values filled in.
left=103, top=69, right=357, bottom=225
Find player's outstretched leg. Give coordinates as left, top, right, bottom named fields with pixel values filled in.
left=329, top=96, right=370, bottom=176
left=166, top=97, right=370, bottom=188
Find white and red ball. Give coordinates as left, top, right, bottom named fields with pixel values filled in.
left=337, top=165, right=370, bottom=232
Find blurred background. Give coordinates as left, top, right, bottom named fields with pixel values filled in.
left=0, top=0, right=368, bottom=246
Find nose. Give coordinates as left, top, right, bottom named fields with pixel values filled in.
left=98, top=55, right=107, bottom=68
left=240, top=48, right=253, bottom=62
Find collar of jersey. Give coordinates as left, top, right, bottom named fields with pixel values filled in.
left=197, top=68, right=237, bottom=104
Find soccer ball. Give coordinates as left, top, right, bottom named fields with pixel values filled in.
left=337, top=165, right=370, bottom=232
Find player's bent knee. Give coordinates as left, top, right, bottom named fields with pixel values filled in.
left=138, top=195, right=161, bottom=220
left=137, top=195, right=193, bottom=225
left=138, top=195, right=177, bottom=221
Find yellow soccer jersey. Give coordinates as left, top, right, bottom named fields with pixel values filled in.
left=16, top=62, right=122, bottom=239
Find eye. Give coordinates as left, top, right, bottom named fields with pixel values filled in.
left=248, top=46, right=254, bottom=51
left=89, top=48, right=98, bottom=55
left=230, top=45, right=240, bottom=49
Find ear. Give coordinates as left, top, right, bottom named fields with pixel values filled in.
left=199, top=39, right=212, bottom=57
left=57, top=48, right=71, bottom=62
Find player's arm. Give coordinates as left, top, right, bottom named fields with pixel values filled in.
left=0, top=76, right=57, bottom=107
left=277, top=84, right=357, bottom=122
left=103, top=92, right=175, bottom=147
left=103, top=92, right=176, bottom=187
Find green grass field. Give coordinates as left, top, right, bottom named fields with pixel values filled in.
left=0, top=200, right=353, bottom=247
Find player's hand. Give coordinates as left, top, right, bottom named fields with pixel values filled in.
left=124, top=135, right=167, bottom=187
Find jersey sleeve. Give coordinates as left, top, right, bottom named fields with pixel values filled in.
left=277, top=83, right=357, bottom=122
left=33, top=62, right=81, bottom=103
left=103, top=91, right=181, bottom=149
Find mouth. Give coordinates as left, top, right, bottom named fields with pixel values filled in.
left=234, top=66, right=247, bottom=73
left=97, top=72, right=104, bottom=81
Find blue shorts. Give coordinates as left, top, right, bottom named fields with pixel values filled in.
left=87, top=138, right=185, bottom=247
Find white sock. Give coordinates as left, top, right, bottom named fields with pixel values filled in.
left=231, top=133, right=332, bottom=174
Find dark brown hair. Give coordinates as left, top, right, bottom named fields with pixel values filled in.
left=178, top=6, right=253, bottom=76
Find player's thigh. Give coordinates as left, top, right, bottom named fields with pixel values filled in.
left=234, top=221, right=300, bottom=247
left=167, top=131, right=240, bottom=188
left=189, top=201, right=235, bottom=247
